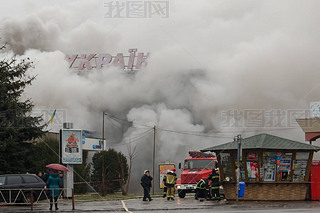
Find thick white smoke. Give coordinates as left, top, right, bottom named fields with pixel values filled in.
left=1, top=0, right=320, bottom=192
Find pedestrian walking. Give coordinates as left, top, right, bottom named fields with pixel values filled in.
left=140, top=170, right=153, bottom=201
left=46, top=169, right=62, bottom=211
left=208, top=169, right=221, bottom=200
left=165, top=168, right=177, bottom=201
left=196, top=178, right=208, bottom=202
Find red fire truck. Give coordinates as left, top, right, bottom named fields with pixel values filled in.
left=175, top=151, right=219, bottom=198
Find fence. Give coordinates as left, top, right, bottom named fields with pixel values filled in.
left=0, top=188, right=75, bottom=211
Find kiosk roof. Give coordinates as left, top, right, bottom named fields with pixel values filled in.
left=201, top=133, right=320, bottom=152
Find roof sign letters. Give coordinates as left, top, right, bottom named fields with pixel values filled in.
left=65, top=48, right=150, bottom=71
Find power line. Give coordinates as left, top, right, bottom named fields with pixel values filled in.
left=157, top=128, right=232, bottom=138
left=107, top=128, right=154, bottom=147
left=104, top=112, right=153, bottom=128
left=125, top=128, right=154, bottom=143
left=103, top=113, right=301, bottom=140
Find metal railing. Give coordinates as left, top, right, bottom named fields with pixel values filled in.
left=0, top=188, right=75, bottom=210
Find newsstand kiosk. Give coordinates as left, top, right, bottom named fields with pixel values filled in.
left=202, top=133, right=320, bottom=201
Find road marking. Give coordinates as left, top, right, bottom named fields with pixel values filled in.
left=121, top=200, right=133, bottom=213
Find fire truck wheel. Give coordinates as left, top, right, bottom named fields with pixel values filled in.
left=178, top=190, right=186, bottom=198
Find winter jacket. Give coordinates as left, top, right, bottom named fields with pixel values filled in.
left=208, top=170, right=220, bottom=188
left=196, top=179, right=207, bottom=189
left=141, top=174, right=153, bottom=188
left=165, top=171, right=177, bottom=187
left=46, top=173, right=62, bottom=197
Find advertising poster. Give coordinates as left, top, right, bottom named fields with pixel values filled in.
left=247, top=153, right=257, bottom=160
left=276, top=152, right=281, bottom=171
left=62, top=130, right=83, bottom=164
left=159, top=164, right=175, bottom=189
left=279, top=154, right=292, bottom=171
left=247, top=161, right=258, bottom=178
left=263, top=152, right=276, bottom=181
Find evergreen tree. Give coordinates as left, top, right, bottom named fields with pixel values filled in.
left=29, top=137, right=60, bottom=174
left=91, top=149, right=129, bottom=194
left=0, top=45, right=44, bottom=174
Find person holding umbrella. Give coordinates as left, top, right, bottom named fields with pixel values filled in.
left=46, top=169, right=62, bottom=211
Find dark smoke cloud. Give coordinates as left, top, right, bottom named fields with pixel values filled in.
left=1, top=0, right=320, bottom=192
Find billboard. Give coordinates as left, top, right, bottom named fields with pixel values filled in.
left=61, top=129, right=83, bottom=164
left=159, top=164, right=175, bottom=189
left=81, top=130, right=105, bottom=151
left=82, top=138, right=105, bottom=151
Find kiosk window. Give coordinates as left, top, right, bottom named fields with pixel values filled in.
left=232, top=152, right=245, bottom=181
left=279, top=152, right=292, bottom=181
left=296, top=152, right=309, bottom=160
left=262, top=152, right=276, bottom=181
left=246, top=152, right=259, bottom=181
left=220, top=153, right=233, bottom=181
left=293, top=152, right=309, bottom=182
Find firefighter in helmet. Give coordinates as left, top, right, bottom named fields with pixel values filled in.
left=208, top=169, right=221, bottom=200
left=196, top=178, right=208, bottom=202
left=165, top=168, right=177, bottom=200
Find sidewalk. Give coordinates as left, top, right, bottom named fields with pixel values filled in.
left=1, top=197, right=320, bottom=212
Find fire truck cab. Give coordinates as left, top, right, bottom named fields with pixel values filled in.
left=176, top=151, right=218, bottom=198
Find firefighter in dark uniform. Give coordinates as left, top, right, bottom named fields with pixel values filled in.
left=208, top=169, right=220, bottom=200
left=196, top=178, right=208, bottom=202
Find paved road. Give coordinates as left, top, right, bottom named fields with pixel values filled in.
left=1, top=196, right=320, bottom=212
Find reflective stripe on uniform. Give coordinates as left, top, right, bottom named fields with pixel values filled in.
left=197, top=179, right=206, bottom=189
left=166, top=174, right=176, bottom=184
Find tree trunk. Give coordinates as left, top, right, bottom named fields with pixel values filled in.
left=117, top=154, right=127, bottom=195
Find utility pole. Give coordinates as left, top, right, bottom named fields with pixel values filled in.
left=236, top=134, right=242, bottom=202
left=152, top=125, right=156, bottom=194
left=101, top=112, right=105, bottom=196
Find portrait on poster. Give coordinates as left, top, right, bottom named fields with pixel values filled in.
left=62, top=130, right=83, bottom=164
